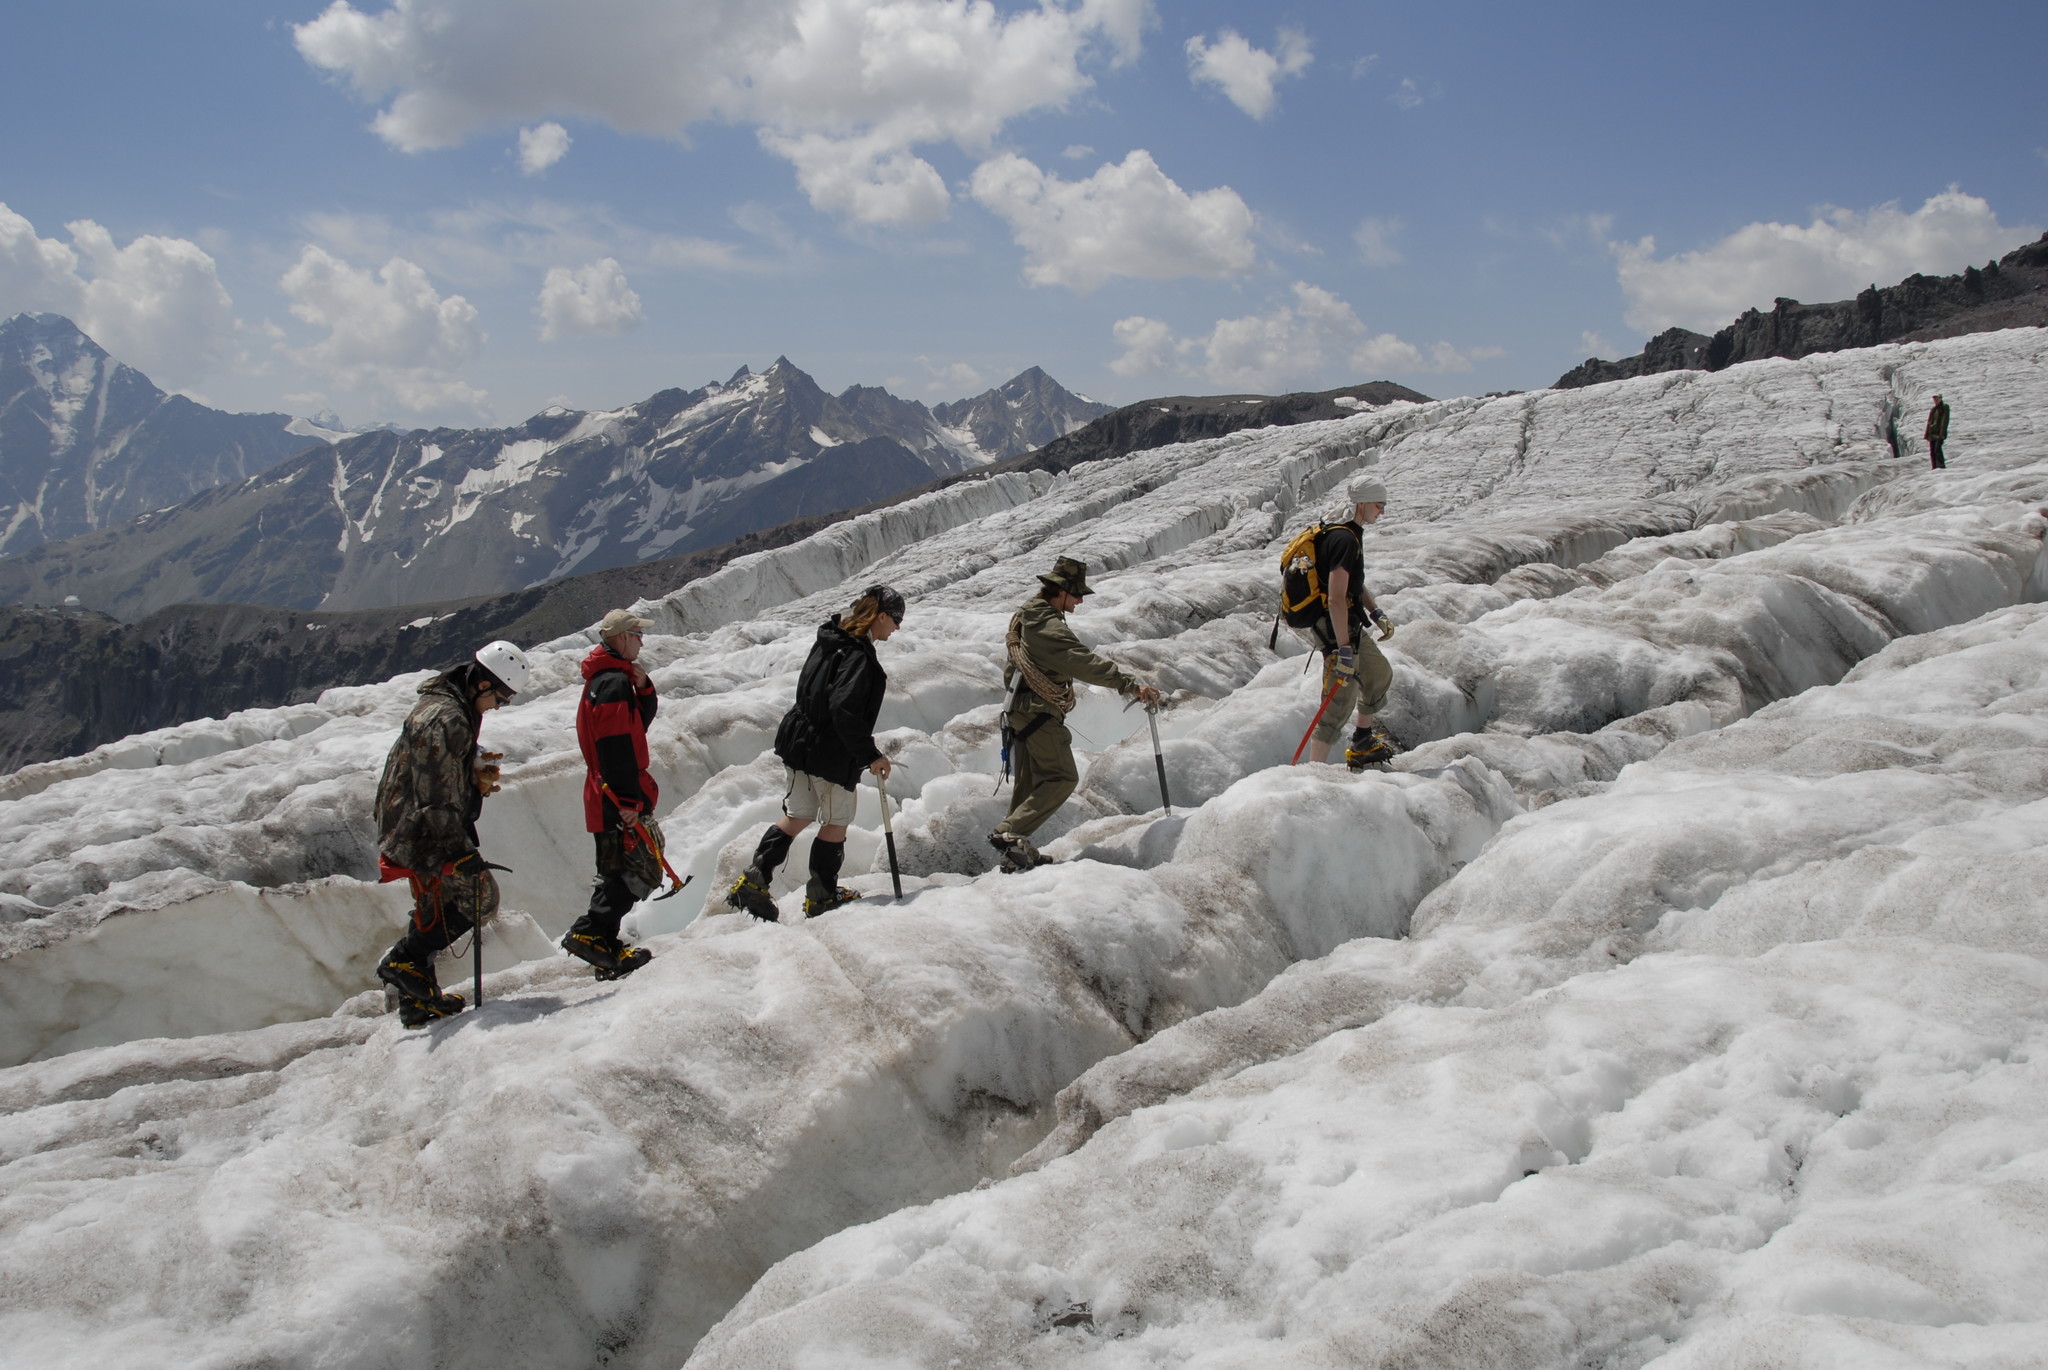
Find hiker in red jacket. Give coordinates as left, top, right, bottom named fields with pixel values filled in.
left=564, top=608, right=662, bottom=978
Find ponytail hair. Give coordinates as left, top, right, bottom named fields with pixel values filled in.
left=841, top=583, right=906, bottom=637
left=842, top=592, right=882, bottom=637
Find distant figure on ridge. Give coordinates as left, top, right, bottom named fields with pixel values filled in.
left=989, top=556, right=1161, bottom=873
left=1278, top=474, right=1402, bottom=768
left=1925, top=393, right=1951, bottom=470
left=728, top=586, right=906, bottom=920
left=373, top=640, right=530, bottom=1027
left=564, top=608, right=663, bottom=979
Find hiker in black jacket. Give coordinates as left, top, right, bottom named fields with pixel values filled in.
left=727, top=585, right=905, bottom=920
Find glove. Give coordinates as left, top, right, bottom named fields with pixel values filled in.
left=1330, top=645, right=1358, bottom=682
left=1370, top=609, right=1395, bottom=642
left=473, top=749, right=503, bottom=796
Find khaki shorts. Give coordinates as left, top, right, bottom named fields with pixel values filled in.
left=783, top=767, right=859, bottom=826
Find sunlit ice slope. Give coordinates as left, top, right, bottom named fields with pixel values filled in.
left=0, top=330, right=2043, bottom=1368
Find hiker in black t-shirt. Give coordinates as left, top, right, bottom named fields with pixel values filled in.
left=1308, top=475, right=1400, bottom=769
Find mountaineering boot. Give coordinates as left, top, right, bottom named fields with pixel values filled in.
left=725, top=866, right=780, bottom=921
left=596, top=945, right=653, bottom=981
left=988, top=830, right=1055, bottom=874
left=396, top=989, right=466, bottom=1028
left=376, top=954, right=441, bottom=1002
left=803, top=877, right=860, bottom=918
left=1345, top=723, right=1402, bottom=771
left=561, top=931, right=653, bottom=979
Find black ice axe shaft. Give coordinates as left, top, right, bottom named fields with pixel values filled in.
left=878, top=772, right=904, bottom=899
left=1146, top=703, right=1172, bottom=814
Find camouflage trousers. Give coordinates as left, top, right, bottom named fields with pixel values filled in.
left=389, top=861, right=500, bottom=966
left=572, top=822, right=664, bottom=941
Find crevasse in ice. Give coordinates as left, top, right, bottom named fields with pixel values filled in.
left=1, top=330, right=2045, bottom=1368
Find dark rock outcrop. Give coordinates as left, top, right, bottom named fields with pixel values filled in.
left=993, top=380, right=1432, bottom=477
left=1555, top=232, right=2048, bottom=389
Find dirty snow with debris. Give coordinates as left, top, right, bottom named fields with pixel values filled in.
left=1, top=330, right=2046, bottom=1369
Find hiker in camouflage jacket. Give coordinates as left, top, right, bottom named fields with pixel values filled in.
left=373, top=647, right=524, bottom=1023
left=989, top=555, right=1160, bottom=871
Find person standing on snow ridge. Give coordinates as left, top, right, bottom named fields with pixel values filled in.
left=1306, top=475, right=1400, bottom=769
left=1925, top=393, right=1951, bottom=470
left=987, top=556, right=1162, bottom=873
left=564, top=608, right=662, bottom=979
left=373, top=640, right=530, bottom=1027
left=728, top=585, right=906, bottom=921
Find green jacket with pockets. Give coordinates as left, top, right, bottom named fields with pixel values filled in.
left=1005, top=595, right=1138, bottom=715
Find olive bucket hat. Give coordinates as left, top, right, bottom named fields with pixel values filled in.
left=1037, top=555, right=1093, bottom=598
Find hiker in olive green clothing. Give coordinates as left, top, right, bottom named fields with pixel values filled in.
left=990, top=556, right=1161, bottom=872
left=1925, top=394, right=1950, bottom=470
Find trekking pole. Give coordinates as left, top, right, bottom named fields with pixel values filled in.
left=473, top=903, right=484, bottom=1010
left=1145, top=702, right=1171, bottom=813
left=877, top=771, right=904, bottom=899
left=1291, top=675, right=1345, bottom=766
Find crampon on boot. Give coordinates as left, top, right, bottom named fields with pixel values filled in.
left=988, top=830, right=1055, bottom=873
left=395, top=989, right=466, bottom=1028
left=725, top=867, right=780, bottom=921
left=377, top=955, right=442, bottom=1002
left=803, top=881, right=861, bottom=917
left=561, top=931, right=654, bottom=980
left=1345, top=723, right=1403, bottom=772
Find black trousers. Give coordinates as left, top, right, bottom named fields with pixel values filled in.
left=572, top=830, right=638, bottom=940
left=1929, top=438, right=1946, bottom=470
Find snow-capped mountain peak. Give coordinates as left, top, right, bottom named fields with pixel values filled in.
left=0, top=356, right=1111, bottom=617
left=0, top=313, right=332, bottom=555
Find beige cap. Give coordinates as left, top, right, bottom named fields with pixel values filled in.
left=1348, top=474, right=1389, bottom=505
left=598, top=608, right=654, bottom=639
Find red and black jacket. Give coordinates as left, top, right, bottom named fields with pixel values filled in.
left=576, top=646, right=659, bottom=832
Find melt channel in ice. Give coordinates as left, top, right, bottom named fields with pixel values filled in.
left=0, top=329, right=2044, bottom=1368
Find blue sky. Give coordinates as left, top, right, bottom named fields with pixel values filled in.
left=2, top=0, right=2042, bottom=428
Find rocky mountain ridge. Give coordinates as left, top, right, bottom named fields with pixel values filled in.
left=0, top=313, right=335, bottom=554
left=0, top=358, right=1109, bottom=620
left=0, top=376, right=1423, bottom=770
left=1556, top=231, right=2048, bottom=389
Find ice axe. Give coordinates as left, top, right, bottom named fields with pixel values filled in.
left=877, top=770, right=904, bottom=900
left=470, top=858, right=515, bottom=1008
left=601, top=782, right=694, bottom=900
left=1291, top=674, right=1345, bottom=766
left=1145, top=701, right=1171, bottom=813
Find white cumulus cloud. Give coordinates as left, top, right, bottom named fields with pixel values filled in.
left=1185, top=26, right=1311, bottom=120
left=1614, top=188, right=2039, bottom=333
left=918, top=355, right=985, bottom=392
left=517, top=122, right=571, bottom=175
left=1107, top=315, right=1179, bottom=376
left=538, top=258, right=642, bottom=339
left=279, top=245, right=485, bottom=412
left=0, top=202, right=237, bottom=389
left=295, top=0, right=1150, bottom=226
left=1112, top=282, right=1479, bottom=392
left=1354, top=216, right=1402, bottom=267
left=970, top=149, right=1257, bottom=293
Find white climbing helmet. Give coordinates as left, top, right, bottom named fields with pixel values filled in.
left=473, top=640, right=533, bottom=696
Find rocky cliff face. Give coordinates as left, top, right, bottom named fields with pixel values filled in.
left=0, top=313, right=332, bottom=553
left=0, top=360, right=1109, bottom=620
left=1555, top=233, right=2048, bottom=389
left=1000, top=379, right=1431, bottom=476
